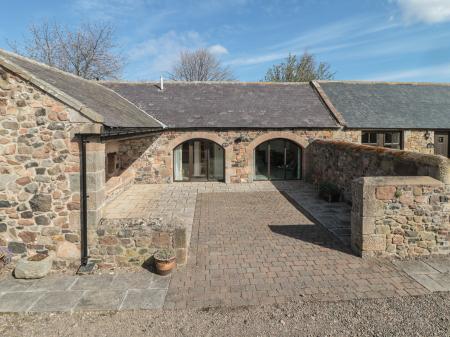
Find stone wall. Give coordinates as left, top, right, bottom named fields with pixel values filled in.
left=404, top=130, right=435, bottom=155
left=113, top=129, right=360, bottom=184
left=0, top=66, right=103, bottom=269
left=305, top=139, right=450, bottom=202
left=89, top=217, right=188, bottom=269
left=351, top=176, right=450, bottom=258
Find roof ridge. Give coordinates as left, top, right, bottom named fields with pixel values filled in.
left=101, top=80, right=311, bottom=85
left=0, top=48, right=106, bottom=85
left=317, top=80, right=450, bottom=86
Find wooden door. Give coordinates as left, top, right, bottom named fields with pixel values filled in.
left=434, top=132, right=449, bottom=157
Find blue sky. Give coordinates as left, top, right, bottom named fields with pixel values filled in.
left=1, top=0, right=450, bottom=82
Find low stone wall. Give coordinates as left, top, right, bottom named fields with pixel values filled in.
left=351, top=176, right=450, bottom=258
left=89, top=218, right=188, bottom=269
left=305, top=139, right=449, bottom=202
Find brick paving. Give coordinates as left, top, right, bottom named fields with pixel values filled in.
left=165, top=191, right=428, bottom=309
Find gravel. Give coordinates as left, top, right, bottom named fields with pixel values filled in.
left=0, top=293, right=449, bottom=337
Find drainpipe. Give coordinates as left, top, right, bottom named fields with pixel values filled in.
left=79, top=135, right=89, bottom=266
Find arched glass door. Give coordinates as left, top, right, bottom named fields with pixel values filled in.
left=254, top=139, right=301, bottom=180
left=173, top=139, right=224, bottom=182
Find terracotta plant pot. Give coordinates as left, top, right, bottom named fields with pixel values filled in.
left=155, top=257, right=176, bottom=276
left=154, top=248, right=177, bottom=275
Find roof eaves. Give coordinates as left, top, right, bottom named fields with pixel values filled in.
left=310, top=80, right=346, bottom=127
left=0, top=55, right=104, bottom=124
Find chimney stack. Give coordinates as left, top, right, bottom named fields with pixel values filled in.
left=160, top=76, right=164, bottom=90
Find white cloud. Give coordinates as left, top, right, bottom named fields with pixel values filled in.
left=126, top=31, right=229, bottom=79
left=225, top=16, right=397, bottom=67
left=396, top=0, right=450, bottom=23
left=208, top=44, right=229, bottom=55
left=367, top=62, right=450, bottom=81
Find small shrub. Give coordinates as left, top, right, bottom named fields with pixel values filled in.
left=319, top=182, right=341, bottom=202
left=394, top=190, right=402, bottom=198
left=154, top=248, right=175, bottom=262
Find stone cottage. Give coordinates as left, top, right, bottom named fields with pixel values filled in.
left=0, top=48, right=449, bottom=269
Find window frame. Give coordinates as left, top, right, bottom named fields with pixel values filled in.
left=361, top=130, right=403, bottom=150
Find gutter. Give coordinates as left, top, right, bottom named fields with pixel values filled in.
left=79, top=135, right=89, bottom=267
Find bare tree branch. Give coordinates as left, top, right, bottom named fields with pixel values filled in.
left=10, top=21, right=123, bottom=80
left=169, top=48, right=234, bottom=81
left=264, top=51, right=335, bottom=82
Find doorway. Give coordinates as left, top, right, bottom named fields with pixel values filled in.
left=173, top=139, right=225, bottom=182
left=254, top=139, right=302, bottom=180
left=434, top=132, right=449, bottom=157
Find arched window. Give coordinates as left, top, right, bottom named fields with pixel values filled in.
left=254, top=139, right=302, bottom=180
left=173, top=139, right=224, bottom=182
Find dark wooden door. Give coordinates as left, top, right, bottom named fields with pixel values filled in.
left=434, top=132, right=449, bottom=157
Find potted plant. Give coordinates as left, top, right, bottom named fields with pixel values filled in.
left=153, top=248, right=176, bottom=275
left=318, top=182, right=341, bottom=202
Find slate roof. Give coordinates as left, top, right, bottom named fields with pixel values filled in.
left=319, top=81, right=450, bottom=129
left=0, top=49, right=162, bottom=128
left=102, top=81, right=340, bottom=128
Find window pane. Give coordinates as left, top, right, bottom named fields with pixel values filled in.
left=362, top=132, right=377, bottom=144
left=182, top=142, right=190, bottom=181
left=208, top=143, right=224, bottom=181
left=269, top=139, right=285, bottom=180
left=383, top=132, right=401, bottom=149
left=285, top=141, right=301, bottom=179
left=173, top=145, right=183, bottom=181
left=255, top=142, right=269, bottom=180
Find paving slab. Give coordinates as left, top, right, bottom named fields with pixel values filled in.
left=74, top=290, right=127, bottom=311
left=120, top=289, right=167, bottom=310
left=0, top=292, right=44, bottom=312
left=109, top=273, right=154, bottom=290
left=28, top=291, right=84, bottom=312
left=70, top=274, right=115, bottom=291
left=0, top=277, right=36, bottom=292
left=28, top=275, right=78, bottom=292
left=425, top=259, right=450, bottom=273
left=408, top=274, right=447, bottom=292
left=393, top=260, right=440, bottom=275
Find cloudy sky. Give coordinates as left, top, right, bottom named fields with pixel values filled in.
left=1, top=0, right=450, bottom=81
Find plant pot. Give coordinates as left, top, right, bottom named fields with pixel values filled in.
left=155, top=257, right=176, bottom=276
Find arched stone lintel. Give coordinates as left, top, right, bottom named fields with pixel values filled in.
left=164, top=131, right=231, bottom=183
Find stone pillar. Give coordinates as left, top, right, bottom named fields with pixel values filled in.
left=351, top=178, right=386, bottom=257
left=69, top=139, right=105, bottom=254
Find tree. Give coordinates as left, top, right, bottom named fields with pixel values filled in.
left=9, top=22, right=123, bottom=80
left=264, top=52, right=335, bottom=82
left=169, top=48, right=234, bottom=81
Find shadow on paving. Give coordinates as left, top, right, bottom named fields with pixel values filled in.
left=165, top=190, right=427, bottom=309
left=268, top=224, right=350, bottom=255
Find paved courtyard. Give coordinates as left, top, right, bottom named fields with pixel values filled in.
left=2, top=181, right=448, bottom=312
left=165, top=190, right=427, bottom=309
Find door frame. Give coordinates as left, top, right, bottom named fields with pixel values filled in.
left=173, top=139, right=225, bottom=182
left=434, top=131, right=450, bottom=157
left=254, top=138, right=302, bottom=181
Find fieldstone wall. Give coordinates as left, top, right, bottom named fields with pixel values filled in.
left=351, top=176, right=450, bottom=258
left=112, top=129, right=360, bottom=184
left=305, top=139, right=450, bottom=202
left=0, top=66, right=103, bottom=269
left=90, top=217, right=188, bottom=269
left=404, top=130, right=434, bottom=155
